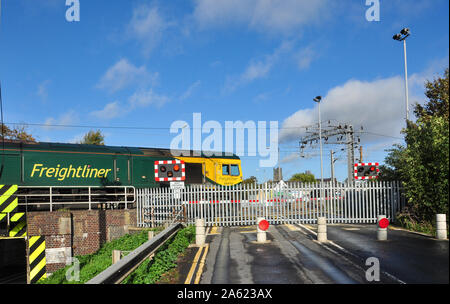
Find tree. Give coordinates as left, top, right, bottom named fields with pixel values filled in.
left=414, top=68, right=449, bottom=120
left=289, top=172, right=315, bottom=183
left=0, top=123, right=36, bottom=142
left=394, top=69, right=449, bottom=223
left=378, top=144, right=406, bottom=181
left=79, top=130, right=105, bottom=145
left=242, top=176, right=258, bottom=185
left=401, top=116, right=449, bottom=221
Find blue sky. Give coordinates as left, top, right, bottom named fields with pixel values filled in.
left=1, top=0, right=449, bottom=182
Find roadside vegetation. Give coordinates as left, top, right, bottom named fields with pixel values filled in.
left=38, top=227, right=163, bottom=284
left=379, top=68, right=449, bottom=235
left=122, top=225, right=195, bottom=284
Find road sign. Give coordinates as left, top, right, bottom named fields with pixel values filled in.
left=171, top=181, right=185, bottom=199
left=354, top=162, right=380, bottom=180
left=155, top=160, right=185, bottom=182
left=170, top=181, right=185, bottom=190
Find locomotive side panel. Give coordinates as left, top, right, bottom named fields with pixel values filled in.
left=23, top=150, right=120, bottom=187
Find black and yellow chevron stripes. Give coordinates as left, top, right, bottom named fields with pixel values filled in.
left=0, top=212, right=6, bottom=223
left=29, top=236, right=47, bottom=284
left=0, top=185, right=18, bottom=214
left=9, top=213, right=27, bottom=237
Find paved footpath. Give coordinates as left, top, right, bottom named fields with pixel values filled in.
left=196, top=224, right=448, bottom=284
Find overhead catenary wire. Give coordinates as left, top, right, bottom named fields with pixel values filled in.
left=4, top=121, right=405, bottom=140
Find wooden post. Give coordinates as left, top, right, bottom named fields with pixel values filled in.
left=359, top=146, right=363, bottom=163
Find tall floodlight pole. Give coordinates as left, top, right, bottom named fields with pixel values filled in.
left=330, top=150, right=336, bottom=185
left=393, top=28, right=411, bottom=125
left=314, top=96, right=324, bottom=215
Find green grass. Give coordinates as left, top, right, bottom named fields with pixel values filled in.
left=396, top=218, right=435, bottom=235
left=38, top=227, right=163, bottom=284
left=122, top=225, right=195, bottom=284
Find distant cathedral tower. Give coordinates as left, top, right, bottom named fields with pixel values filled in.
left=273, top=167, right=283, bottom=182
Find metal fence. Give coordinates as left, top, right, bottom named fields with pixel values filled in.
left=136, top=181, right=405, bottom=227
left=17, top=186, right=136, bottom=211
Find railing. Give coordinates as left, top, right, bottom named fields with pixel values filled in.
left=137, top=181, right=405, bottom=227
left=17, top=186, right=136, bottom=211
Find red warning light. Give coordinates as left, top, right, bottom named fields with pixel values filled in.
left=173, top=165, right=180, bottom=172
left=379, top=218, right=389, bottom=229
left=259, top=220, right=269, bottom=231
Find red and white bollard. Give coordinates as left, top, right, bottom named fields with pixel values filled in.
left=377, top=215, right=389, bottom=241
left=257, top=218, right=269, bottom=243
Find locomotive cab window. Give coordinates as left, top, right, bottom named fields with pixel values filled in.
left=222, top=164, right=230, bottom=175
left=230, top=164, right=240, bottom=176
left=222, top=164, right=240, bottom=176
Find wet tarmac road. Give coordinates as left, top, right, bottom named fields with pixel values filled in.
left=197, top=224, right=449, bottom=284
left=313, top=224, right=449, bottom=284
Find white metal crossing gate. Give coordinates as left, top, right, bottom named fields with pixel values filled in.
left=136, top=181, right=405, bottom=227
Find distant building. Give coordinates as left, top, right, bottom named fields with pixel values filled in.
left=273, top=167, right=283, bottom=182
left=315, top=177, right=337, bottom=184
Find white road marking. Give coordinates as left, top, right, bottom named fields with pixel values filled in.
left=295, top=223, right=406, bottom=284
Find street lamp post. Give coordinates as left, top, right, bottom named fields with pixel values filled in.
left=314, top=96, right=324, bottom=216
left=393, top=28, right=411, bottom=125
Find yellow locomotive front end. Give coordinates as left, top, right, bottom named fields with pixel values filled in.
left=175, top=156, right=242, bottom=186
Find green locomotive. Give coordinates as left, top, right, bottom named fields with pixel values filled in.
left=0, top=141, right=242, bottom=188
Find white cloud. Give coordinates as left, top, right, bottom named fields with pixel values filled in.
left=90, top=89, right=171, bottom=120
left=279, top=76, right=413, bottom=144
left=129, top=89, right=170, bottom=109
left=224, top=41, right=293, bottom=92
left=90, top=101, right=125, bottom=120
left=193, top=0, right=329, bottom=35
left=253, top=92, right=270, bottom=103
left=180, top=80, right=201, bottom=101
left=96, top=59, right=158, bottom=93
left=44, top=110, right=79, bottom=130
left=36, top=80, right=51, bottom=101
left=295, top=45, right=317, bottom=70
left=281, top=152, right=301, bottom=164
left=126, top=4, right=173, bottom=55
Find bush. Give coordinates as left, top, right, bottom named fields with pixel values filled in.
left=38, top=228, right=161, bottom=284
left=122, top=225, right=195, bottom=284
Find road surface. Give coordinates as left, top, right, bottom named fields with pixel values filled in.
left=189, top=224, right=448, bottom=284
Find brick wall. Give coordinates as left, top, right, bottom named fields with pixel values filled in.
left=26, top=209, right=136, bottom=273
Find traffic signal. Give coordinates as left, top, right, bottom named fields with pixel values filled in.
left=155, top=160, right=185, bottom=182
left=354, top=163, right=379, bottom=180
